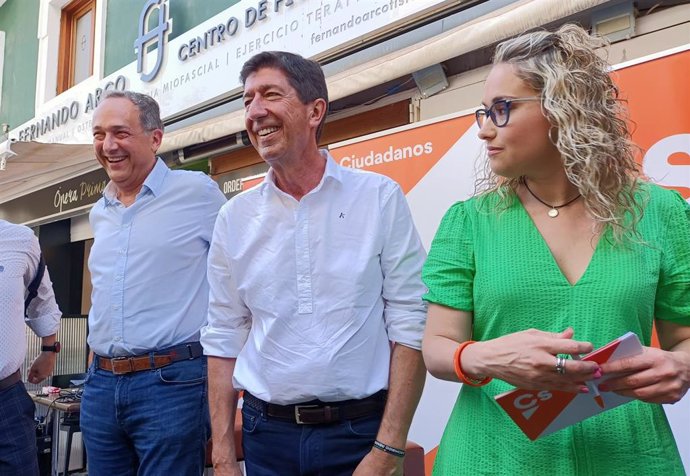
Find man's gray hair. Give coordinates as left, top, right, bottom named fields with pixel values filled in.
left=101, top=90, right=164, bottom=133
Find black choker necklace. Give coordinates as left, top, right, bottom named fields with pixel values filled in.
left=523, top=180, right=581, bottom=218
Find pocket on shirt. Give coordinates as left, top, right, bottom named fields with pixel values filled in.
left=0, top=261, right=25, bottom=306
left=157, top=359, right=206, bottom=386
left=0, top=260, right=25, bottom=278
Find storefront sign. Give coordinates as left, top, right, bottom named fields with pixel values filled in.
left=15, top=76, right=127, bottom=142
left=9, top=0, right=455, bottom=145
left=214, top=162, right=269, bottom=199
left=0, top=168, right=109, bottom=224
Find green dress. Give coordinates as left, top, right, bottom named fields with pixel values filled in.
left=422, top=183, right=690, bottom=475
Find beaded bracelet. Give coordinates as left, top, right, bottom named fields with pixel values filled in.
left=453, top=341, right=492, bottom=387
left=373, top=440, right=406, bottom=458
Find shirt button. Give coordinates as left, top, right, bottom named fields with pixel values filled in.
left=119, top=249, right=126, bottom=255
left=114, top=336, right=121, bottom=342
left=113, top=305, right=120, bottom=310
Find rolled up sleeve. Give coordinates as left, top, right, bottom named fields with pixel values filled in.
left=379, top=184, right=427, bottom=350
left=201, top=207, right=252, bottom=357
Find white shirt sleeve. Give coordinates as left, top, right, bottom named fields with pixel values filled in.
left=379, top=183, right=428, bottom=350
left=201, top=205, right=253, bottom=357
left=24, top=233, right=61, bottom=338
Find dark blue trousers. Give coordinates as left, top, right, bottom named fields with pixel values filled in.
left=0, top=381, right=39, bottom=476
left=242, top=403, right=383, bottom=476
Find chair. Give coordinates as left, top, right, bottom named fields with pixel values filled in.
left=404, top=440, right=425, bottom=476
left=50, top=373, right=86, bottom=475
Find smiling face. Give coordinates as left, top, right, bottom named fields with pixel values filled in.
left=92, top=97, right=162, bottom=195
left=478, top=63, right=561, bottom=179
left=243, top=67, right=325, bottom=167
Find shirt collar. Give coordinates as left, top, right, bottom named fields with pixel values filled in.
left=261, top=149, right=343, bottom=197
left=102, top=158, right=168, bottom=206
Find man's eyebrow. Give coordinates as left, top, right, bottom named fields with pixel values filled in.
left=244, top=84, right=284, bottom=97
left=92, top=124, right=130, bottom=132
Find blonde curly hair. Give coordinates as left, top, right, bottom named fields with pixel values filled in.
left=477, top=23, right=642, bottom=241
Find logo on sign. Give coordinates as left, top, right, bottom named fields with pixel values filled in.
left=134, top=0, right=170, bottom=82
left=513, top=390, right=552, bottom=420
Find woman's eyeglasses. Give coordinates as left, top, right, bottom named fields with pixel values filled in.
left=475, top=97, right=541, bottom=128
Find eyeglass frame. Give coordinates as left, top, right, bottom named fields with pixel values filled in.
left=475, top=96, right=542, bottom=128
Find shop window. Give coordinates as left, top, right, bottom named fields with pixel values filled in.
left=56, top=0, right=95, bottom=94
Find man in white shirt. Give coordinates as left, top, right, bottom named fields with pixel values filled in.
left=0, top=220, right=61, bottom=475
left=202, top=51, right=427, bottom=476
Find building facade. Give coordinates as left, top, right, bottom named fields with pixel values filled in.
left=1, top=0, right=689, bottom=469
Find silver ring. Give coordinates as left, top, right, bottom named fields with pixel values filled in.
left=555, top=356, right=566, bottom=375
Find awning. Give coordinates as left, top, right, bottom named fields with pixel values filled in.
left=0, top=140, right=98, bottom=205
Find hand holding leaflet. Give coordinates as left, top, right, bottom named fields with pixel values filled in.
left=495, top=331, right=643, bottom=440
left=570, top=353, right=604, bottom=409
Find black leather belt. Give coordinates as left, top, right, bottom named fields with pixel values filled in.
left=0, top=370, right=21, bottom=391
left=97, top=342, right=203, bottom=375
left=243, top=390, right=387, bottom=425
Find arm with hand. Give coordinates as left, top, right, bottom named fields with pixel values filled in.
left=207, top=357, right=243, bottom=476
left=354, top=343, right=426, bottom=476
left=25, top=243, right=61, bottom=385
left=28, top=333, right=58, bottom=384
left=203, top=207, right=250, bottom=476
left=423, top=303, right=599, bottom=393
left=599, top=320, right=690, bottom=404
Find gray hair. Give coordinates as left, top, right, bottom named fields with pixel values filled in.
left=101, top=90, right=164, bottom=133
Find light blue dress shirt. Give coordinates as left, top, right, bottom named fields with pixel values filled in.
left=88, top=159, right=226, bottom=357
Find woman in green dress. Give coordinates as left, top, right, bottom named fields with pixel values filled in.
left=422, top=24, right=690, bottom=475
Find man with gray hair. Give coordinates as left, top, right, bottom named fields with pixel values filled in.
left=81, top=90, right=226, bottom=475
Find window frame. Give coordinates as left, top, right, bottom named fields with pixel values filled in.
left=56, top=0, right=96, bottom=94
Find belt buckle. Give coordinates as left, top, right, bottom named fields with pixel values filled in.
left=294, top=404, right=319, bottom=424
left=111, top=356, right=133, bottom=375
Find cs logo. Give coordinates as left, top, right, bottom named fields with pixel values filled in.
left=134, top=0, right=170, bottom=82
left=513, top=390, right=552, bottom=420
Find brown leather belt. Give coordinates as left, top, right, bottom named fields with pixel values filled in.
left=243, top=390, right=387, bottom=425
left=97, top=342, right=203, bottom=375
left=0, top=370, right=21, bottom=391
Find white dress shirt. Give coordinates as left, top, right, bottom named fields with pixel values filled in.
left=88, top=159, right=227, bottom=357
left=0, top=220, right=61, bottom=380
left=201, top=151, right=427, bottom=404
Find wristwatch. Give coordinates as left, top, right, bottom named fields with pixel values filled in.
left=41, top=342, right=61, bottom=353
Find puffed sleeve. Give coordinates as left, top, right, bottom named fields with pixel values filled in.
left=422, top=200, right=475, bottom=311
left=655, top=191, right=690, bottom=325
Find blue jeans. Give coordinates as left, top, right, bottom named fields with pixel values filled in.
left=0, top=381, right=38, bottom=476
left=80, top=356, right=210, bottom=476
left=242, top=403, right=382, bottom=476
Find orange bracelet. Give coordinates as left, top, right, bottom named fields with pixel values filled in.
left=453, top=341, right=492, bottom=387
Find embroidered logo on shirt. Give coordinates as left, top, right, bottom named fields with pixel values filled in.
left=339, top=213, right=345, bottom=218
